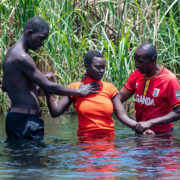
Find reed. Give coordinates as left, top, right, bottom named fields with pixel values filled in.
left=0, top=0, right=179, bottom=113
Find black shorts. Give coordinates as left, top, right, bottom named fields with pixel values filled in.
left=6, top=112, right=44, bottom=140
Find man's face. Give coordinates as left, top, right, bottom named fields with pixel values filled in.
left=28, top=29, right=49, bottom=51
left=86, top=56, right=105, bottom=81
left=134, top=49, right=153, bottom=75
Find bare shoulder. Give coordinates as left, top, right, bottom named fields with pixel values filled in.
left=5, top=44, right=33, bottom=66
left=3, top=44, right=37, bottom=81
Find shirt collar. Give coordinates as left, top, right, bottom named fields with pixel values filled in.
left=82, top=75, right=102, bottom=84
left=145, top=66, right=164, bottom=80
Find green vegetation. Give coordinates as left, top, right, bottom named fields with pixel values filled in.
left=0, top=0, right=179, bottom=113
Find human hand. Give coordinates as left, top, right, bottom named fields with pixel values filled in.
left=143, top=129, right=155, bottom=135
left=79, top=81, right=101, bottom=96
left=135, top=121, right=152, bottom=133
left=45, top=72, right=55, bottom=82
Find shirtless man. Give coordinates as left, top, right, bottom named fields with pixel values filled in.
left=2, top=16, right=99, bottom=140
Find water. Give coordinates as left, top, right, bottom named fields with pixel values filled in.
left=0, top=113, right=180, bottom=180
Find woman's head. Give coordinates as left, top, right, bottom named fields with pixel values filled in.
left=84, top=50, right=105, bottom=81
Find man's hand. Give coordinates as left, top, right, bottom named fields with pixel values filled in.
left=44, top=72, right=55, bottom=82
left=135, top=121, right=152, bottom=133
left=134, top=122, right=155, bottom=135
left=79, top=82, right=101, bottom=96
left=143, top=129, right=155, bottom=135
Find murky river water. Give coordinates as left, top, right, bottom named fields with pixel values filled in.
left=0, top=113, right=179, bottom=180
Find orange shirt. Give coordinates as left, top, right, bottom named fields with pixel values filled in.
left=68, top=76, right=118, bottom=136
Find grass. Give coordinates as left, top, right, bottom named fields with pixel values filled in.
left=0, top=0, right=179, bottom=113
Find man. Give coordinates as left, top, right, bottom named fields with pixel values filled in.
left=2, top=16, right=99, bottom=140
left=119, top=42, right=180, bottom=134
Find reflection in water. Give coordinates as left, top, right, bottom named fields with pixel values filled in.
left=0, top=114, right=179, bottom=179
left=3, top=139, right=47, bottom=179
left=75, top=135, right=121, bottom=179
left=133, top=133, right=180, bottom=180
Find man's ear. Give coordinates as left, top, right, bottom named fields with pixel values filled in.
left=24, top=29, right=33, bottom=37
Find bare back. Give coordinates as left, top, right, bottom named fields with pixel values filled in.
left=3, top=40, right=40, bottom=110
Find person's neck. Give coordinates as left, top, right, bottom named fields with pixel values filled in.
left=84, top=75, right=101, bottom=83
left=20, top=34, right=29, bottom=53
left=145, top=64, right=161, bottom=77
left=14, top=36, right=27, bottom=53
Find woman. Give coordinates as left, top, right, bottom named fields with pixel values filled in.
left=46, top=50, right=140, bottom=138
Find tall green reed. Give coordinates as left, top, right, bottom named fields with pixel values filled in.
left=0, top=0, right=43, bottom=113
left=0, top=0, right=179, bottom=113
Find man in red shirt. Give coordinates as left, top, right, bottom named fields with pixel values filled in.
left=119, top=42, right=180, bottom=134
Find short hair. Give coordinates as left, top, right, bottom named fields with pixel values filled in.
left=84, top=50, right=104, bottom=66
left=137, top=42, right=157, bottom=60
left=24, top=16, right=49, bottom=33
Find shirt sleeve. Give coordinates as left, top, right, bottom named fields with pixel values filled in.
left=167, top=76, right=180, bottom=109
left=67, top=82, right=79, bottom=99
left=122, top=72, right=136, bottom=94
left=108, top=83, right=119, bottom=99
left=67, top=83, right=76, bottom=89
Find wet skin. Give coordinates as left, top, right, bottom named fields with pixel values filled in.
left=26, top=29, right=49, bottom=51
left=2, top=29, right=100, bottom=111
left=2, top=33, right=48, bottom=110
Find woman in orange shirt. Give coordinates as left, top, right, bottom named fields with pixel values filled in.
left=46, top=50, right=139, bottom=138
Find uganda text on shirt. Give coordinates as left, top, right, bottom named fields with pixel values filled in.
left=135, top=94, right=155, bottom=106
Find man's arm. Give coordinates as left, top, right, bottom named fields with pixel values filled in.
left=136, top=106, right=180, bottom=132
left=46, top=95, right=72, bottom=117
left=116, top=90, right=154, bottom=134
left=19, top=55, right=100, bottom=96
left=112, top=94, right=138, bottom=130
left=118, top=89, right=133, bottom=103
